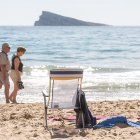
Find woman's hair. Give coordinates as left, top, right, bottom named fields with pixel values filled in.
left=17, top=46, right=26, bottom=53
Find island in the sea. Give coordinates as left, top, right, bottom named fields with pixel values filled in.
left=34, top=11, right=108, bottom=26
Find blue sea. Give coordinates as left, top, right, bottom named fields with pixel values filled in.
left=0, top=26, right=140, bottom=103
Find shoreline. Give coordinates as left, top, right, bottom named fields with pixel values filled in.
left=1, top=89, right=140, bottom=103
left=0, top=100, right=140, bottom=139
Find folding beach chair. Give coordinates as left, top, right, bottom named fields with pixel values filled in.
left=42, top=68, right=84, bottom=128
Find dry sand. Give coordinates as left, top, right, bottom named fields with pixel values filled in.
left=0, top=100, right=140, bottom=140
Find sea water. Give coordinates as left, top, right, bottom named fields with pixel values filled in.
left=0, top=26, right=140, bottom=103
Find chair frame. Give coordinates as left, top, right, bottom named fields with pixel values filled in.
left=42, top=68, right=84, bottom=128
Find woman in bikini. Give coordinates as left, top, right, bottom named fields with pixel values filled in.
left=9, top=46, right=26, bottom=103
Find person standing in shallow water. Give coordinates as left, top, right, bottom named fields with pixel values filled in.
left=9, top=46, right=26, bottom=103
left=0, top=43, right=11, bottom=103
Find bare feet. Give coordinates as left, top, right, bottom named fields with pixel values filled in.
left=13, top=100, right=18, bottom=104
left=9, top=96, right=13, bottom=103
left=6, top=99, right=10, bottom=103
left=9, top=96, right=18, bottom=104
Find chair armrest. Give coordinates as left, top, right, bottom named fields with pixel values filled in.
left=42, top=90, right=49, bottom=97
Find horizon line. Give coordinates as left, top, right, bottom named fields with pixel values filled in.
left=0, top=25, right=140, bottom=27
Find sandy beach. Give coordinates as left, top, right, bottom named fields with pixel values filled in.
left=0, top=100, right=140, bottom=140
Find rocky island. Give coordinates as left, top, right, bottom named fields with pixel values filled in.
left=34, top=11, right=107, bottom=26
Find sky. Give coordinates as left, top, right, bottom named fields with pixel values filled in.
left=0, top=0, right=140, bottom=26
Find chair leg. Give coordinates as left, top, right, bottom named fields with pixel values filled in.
left=43, top=95, right=48, bottom=128
left=44, top=107, right=48, bottom=128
